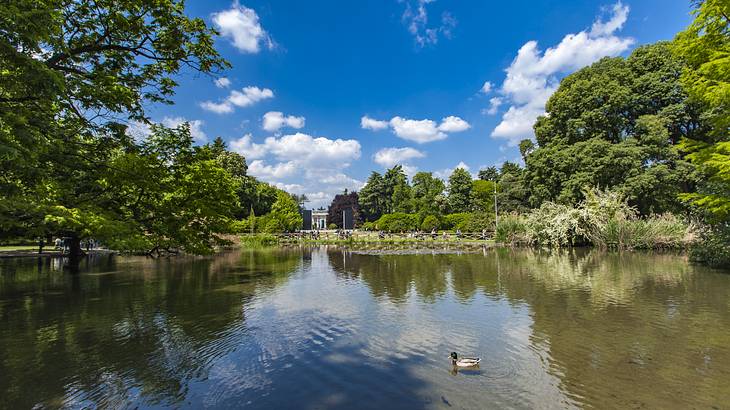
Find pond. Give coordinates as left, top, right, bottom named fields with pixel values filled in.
left=0, top=247, right=728, bottom=409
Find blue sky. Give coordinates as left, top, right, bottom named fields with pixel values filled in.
left=139, top=0, right=694, bottom=207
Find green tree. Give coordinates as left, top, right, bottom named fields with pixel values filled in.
left=411, top=172, right=446, bottom=216
left=0, top=0, right=228, bottom=259
left=448, top=168, right=473, bottom=213
left=383, top=165, right=409, bottom=213
left=673, top=0, right=730, bottom=221
left=270, top=191, right=303, bottom=232
left=478, top=166, right=499, bottom=182
left=470, top=179, right=496, bottom=213
left=359, top=172, right=387, bottom=221
left=524, top=42, right=705, bottom=214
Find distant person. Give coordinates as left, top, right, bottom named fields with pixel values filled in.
left=456, top=229, right=462, bottom=240
left=431, top=228, right=437, bottom=240
left=54, top=237, right=62, bottom=250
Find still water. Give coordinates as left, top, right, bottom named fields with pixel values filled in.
left=0, top=247, right=728, bottom=409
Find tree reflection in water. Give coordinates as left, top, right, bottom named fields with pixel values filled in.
left=0, top=250, right=302, bottom=408
left=327, top=247, right=730, bottom=409
left=0, top=248, right=728, bottom=409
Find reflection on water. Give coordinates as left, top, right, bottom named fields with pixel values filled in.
left=0, top=247, right=728, bottom=409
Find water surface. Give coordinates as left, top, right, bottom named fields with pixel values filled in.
left=1, top=248, right=728, bottom=409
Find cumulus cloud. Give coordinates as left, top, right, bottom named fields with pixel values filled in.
left=248, top=160, right=297, bottom=179
left=481, top=81, right=493, bottom=94
left=363, top=115, right=470, bottom=143
left=483, top=97, right=503, bottom=115
left=437, top=116, right=471, bottom=132
left=214, top=77, right=231, bottom=88
left=360, top=115, right=389, bottom=131
left=373, top=147, right=425, bottom=168
left=401, top=0, right=457, bottom=47
left=212, top=2, right=273, bottom=53
left=389, top=116, right=445, bottom=143
left=229, top=132, right=363, bottom=207
left=262, top=111, right=305, bottom=132
left=490, top=1, right=633, bottom=145
left=200, top=86, right=274, bottom=114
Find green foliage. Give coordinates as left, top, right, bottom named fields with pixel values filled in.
left=359, top=172, right=387, bottom=221
left=411, top=172, right=446, bottom=216
left=525, top=42, right=705, bottom=214
left=494, top=188, right=693, bottom=249
left=464, top=212, right=494, bottom=232
left=376, top=213, right=418, bottom=232
left=361, top=221, right=377, bottom=231
left=420, top=215, right=440, bottom=231
left=672, top=0, right=730, bottom=138
left=447, top=167, right=472, bottom=213
left=477, top=166, right=499, bottom=181
left=689, top=224, right=730, bottom=269
left=240, top=233, right=279, bottom=247
left=470, top=180, right=495, bottom=212
left=442, top=213, right=471, bottom=230
left=495, top=214, right=528, bottom=245
left=270, top=191, right=303, bottom=232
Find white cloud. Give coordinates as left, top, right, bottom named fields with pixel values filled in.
left=230, top=132, right=362, bottom=208
left=229, top=134, right=267, bottom=159
left=381, top=115, right=470, bottom=143
left=401, top=0, right=457, bottom=47
left=360, top=115, right=389, bottom=131
left=262, top=111, right=305, bottom=132
left=389, top=116, right=445, bottom=143
left=200, top=86, right=274, bottom=114
left=161, top=116, right=208, bottom=143
left=373, top=147, right=425, bottom=168
left=200, top=100, right=234, bottom=114
left=590, top=2, right=630, bottom=37
left=274, top=182, right=305, bottom=194
left=438, top=116, right=471, bottom=132
left=214, top=77, right=231, bottom=88
left=248, top=160, right=297, bottom=179
left=483, top=97, right=503, bottom=115
left=212, top=2, right=272, bottom=53
left=490, top=2, right=634, bottom=144
left=481, top=81, right=493, bottom=94
left=231, top=132, right=361, bottom=166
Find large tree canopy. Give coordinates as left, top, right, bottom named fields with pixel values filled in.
left=0, top=0, right=236, bottom=257
left=524, top=42, right=706, bottom=214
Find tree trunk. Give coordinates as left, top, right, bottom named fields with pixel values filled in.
left=66, top=235, right=85, bottom=273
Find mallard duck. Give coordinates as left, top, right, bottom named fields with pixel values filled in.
left=450, top=352, right=481, bottom=367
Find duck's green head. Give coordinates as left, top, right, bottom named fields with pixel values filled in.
left=450, top=352, right=458, bottom=360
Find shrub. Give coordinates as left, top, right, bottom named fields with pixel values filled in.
left=525, top=202, right=582, bottom=247
left=328, top=223, right=337, bottom=229
left=230, top=219, right=250, bottom=234
left=495, top=214, right=528, bottom=245
left=421, top=215, right=440, bottom=231
left=264, top=218, right=285, bottom=233
left=361, top=221, right=376, bottom=231
left=442, top=213, right=471, bottom=230
left=689, top=224, right=730, bottom=268
left=464, top=212, right=494, bottom=232
left=376, top=213, right=418, bottom=232
left=240, top=233, right=279, bottom=247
